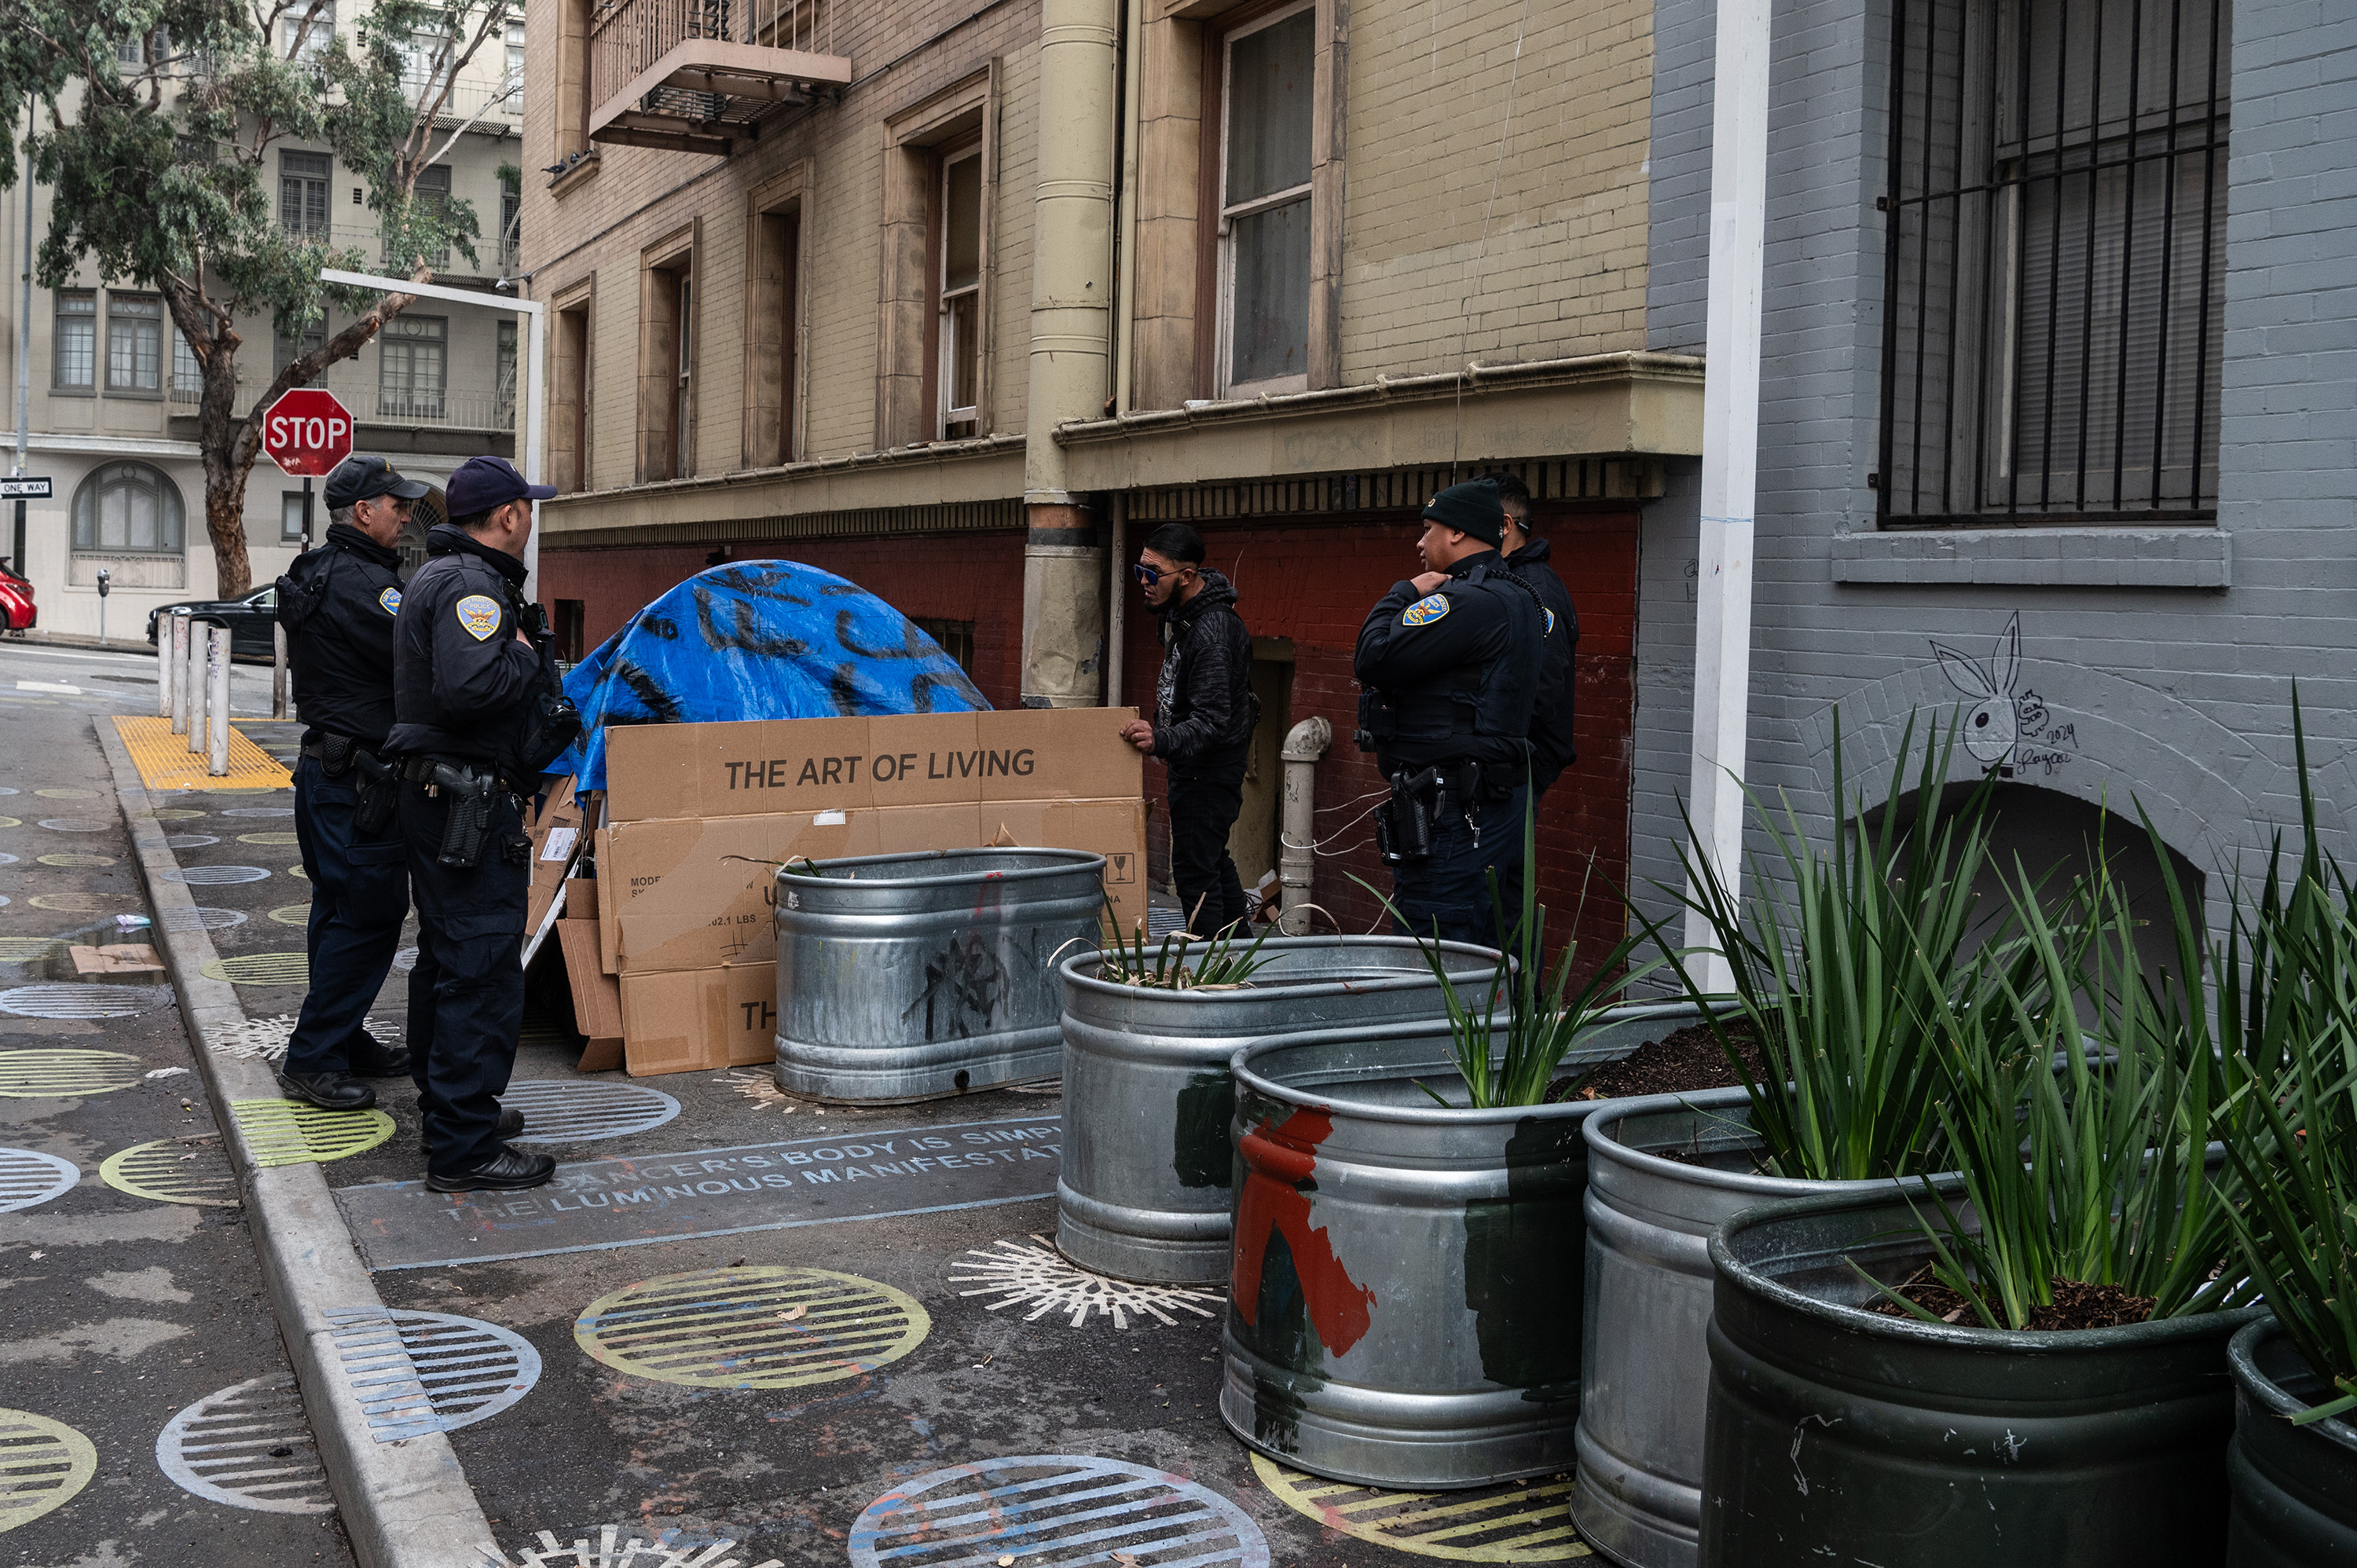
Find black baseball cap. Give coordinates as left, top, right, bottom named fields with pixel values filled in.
left=446, top=455, right=559, bottom=518
left=324, top=455, right=431, bottom=511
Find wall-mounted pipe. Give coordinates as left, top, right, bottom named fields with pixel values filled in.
left=1277, top=716, right=1332, bottom=933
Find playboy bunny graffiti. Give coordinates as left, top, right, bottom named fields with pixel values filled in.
left=1930, top=614, right=2077, bottom=777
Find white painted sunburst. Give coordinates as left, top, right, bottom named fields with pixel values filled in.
left=478, top=1526, right=781, bottom=1567
left=948, top=1235, right=1223, bottom=1329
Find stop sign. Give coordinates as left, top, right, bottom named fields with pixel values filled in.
left=261, top=388, right=355, bottom=478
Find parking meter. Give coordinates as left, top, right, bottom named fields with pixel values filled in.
left=94, top=566, right=110, bottom=598
left=94, top=566, right=110, bottom=645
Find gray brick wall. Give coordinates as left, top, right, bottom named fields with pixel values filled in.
left=1628, top=0, right=2357, bottom=954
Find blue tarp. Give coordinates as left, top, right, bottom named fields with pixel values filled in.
left=554, top=559, right=990, bottom=793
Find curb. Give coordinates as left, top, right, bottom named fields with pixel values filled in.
left=97, top=717, right=497, bottom=1568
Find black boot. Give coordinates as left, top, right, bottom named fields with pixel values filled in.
left=427, top=1145, right=556, bottom=1193
left=275, top=1070, right=378, bottom=1112
left=420, top=1107, right=525, bottom=1156
left=346, top=1030, right=413, bottom=1078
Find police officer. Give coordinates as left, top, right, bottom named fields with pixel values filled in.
left=1494, top=471, right=1580, bottom=800
left=272, top=456, right=425, bottom=1112
left=1354, top=478, right=1547, bottom=949
left=385, top=455, right=563, bottom=1193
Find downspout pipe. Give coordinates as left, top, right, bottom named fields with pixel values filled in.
left=1277, top=716, right=1332, bottom=934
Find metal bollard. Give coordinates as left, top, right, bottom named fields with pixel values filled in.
left=167, top=610, right=190, bottom=731
left=159, top=611, right=178, bottom=718
left=271, top=621, right=288, bottom=720
left=207, top=625, right=231, bottom=777
left=184, top=621, right=206, bottom=754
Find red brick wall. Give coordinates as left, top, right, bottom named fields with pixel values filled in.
left=1123, top=504, right=1639, bottom=969
left=537, top=531, right=1030, bottom=709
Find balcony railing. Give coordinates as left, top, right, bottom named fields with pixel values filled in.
left=170, top=381, right=513, bottom=431
left=588, top=0, right=849, bottom=155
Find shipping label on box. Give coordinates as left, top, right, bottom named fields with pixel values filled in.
left=618, top=962, right=778, bottom=1077
left=604, top=708, right=1142, bottom=822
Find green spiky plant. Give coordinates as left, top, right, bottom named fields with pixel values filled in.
left=1647, top=716, right=2003, bottom=1180
left=1095, top=896, right=1280, bottom=991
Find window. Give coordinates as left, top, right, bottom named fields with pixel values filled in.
left=499, top=185, right=521, bottom=275
left=275, top=317, right=326, bottom=377
left=555, top=296, right=592, bottom=489
left=279, top=0, right=335, bottom=64
left=555, top=599, right=585, bottom=664
left=674, top=273, right=695, bottom=476
left=379, top=313, right=447, bottom=419
left=1879, top=0, right=2230, bottom=524
left=637, top=230, right=697, bottom=482
left=281, top=491, right=310, bottom=542
left=71, top=462, right=185, bottom=554
left=913, top=617, right=977, bottom=676
left=171, top=330, right=202, bottom=400
left=53, top=291, right=96, bottom=390
left=505, top=19, right=526, bottom=82
left=743, top=196, right=799, bottom=467
left=409, top=165, right=452, bottom=272
left=280, top=149, right=331, bottom=236
left=107, top=294, right=163, bottom=394
left=496, top=319, right=518, bottom=426
left=1216, top=3, right=1314, bottom=397
left=401, top=29, right=453, bottom=104
left=937, top=145, right=983, bottom=438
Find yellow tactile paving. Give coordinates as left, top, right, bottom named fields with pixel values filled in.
left=112, top=716, right=292, bottom=793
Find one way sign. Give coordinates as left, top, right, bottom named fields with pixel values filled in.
left=0, top=477, right=53, bottom=499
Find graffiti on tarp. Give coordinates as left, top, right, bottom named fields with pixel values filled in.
left=903, top=932, right=1012, bottom=1042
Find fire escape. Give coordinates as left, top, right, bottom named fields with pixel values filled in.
left=588, top=0, right=851, bottom=155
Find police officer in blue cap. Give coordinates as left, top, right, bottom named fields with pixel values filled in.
left=272, top=455, right=428, bottom=1111
left=384, top=455, right=576, bottom=1192
left=1354, top=478, right=1549, bottom=949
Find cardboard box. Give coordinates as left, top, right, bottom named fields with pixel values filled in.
left=524, top=779, right=584, bottom=938
left=603, top=708, right=1142, bottom=822
left=70, top=943, right=164, bottom=975
left=556, top=918, right=625, bottom=1072
left=605, top=797, right=1146, bottom=976
left=618, top=962, right=777, bottom=1077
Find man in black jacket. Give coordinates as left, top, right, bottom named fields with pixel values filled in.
left=1494, top=472, right=1580, bottom=798
left=273, top=456, right=425, bottom=1112
left=1119, top=523, right=1257, bottom=936
left=386, top=455, right=560, bottom=1193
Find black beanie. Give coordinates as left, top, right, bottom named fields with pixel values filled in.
left=1421, top=478, right=1505, bottom=548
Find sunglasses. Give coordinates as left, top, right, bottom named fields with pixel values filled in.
left=1133, top=562, right=1193, bottom=588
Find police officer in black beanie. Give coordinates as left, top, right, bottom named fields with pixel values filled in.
left=1354, top=478, right=1549, bottom=948
left=384, top=455, right=566, bottom=1192
left=272, top=456, right=426, bottom=1111
left=1493, top=471, right=1579, bottom=800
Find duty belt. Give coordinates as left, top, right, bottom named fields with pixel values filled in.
left=398, top=757, right=525, bottom=794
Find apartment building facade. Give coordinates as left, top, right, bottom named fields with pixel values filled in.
left=522, top=0, right=1693, bottom=936
left=0, top=6, right=530, bottom=641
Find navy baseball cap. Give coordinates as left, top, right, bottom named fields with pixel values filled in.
left=324, top=455, right=431, bottom=511
left=445, top=455, right=559, bottom=518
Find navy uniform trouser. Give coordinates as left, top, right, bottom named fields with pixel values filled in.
left=1389, top=782, right=1529, bottom=952
left=398, top=777, right=529, bottom=1175
left=284, top=756, right=411, bottom=1075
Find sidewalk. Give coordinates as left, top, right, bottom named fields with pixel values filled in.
left=104, top=722, right=1583, bottom=1568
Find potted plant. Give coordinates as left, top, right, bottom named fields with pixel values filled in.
left=1696, top=852, right=2260, bottom=1568
left=1056, top=915, right=1502, bottom=1284
left=1216, top=802, right=1677, bottom=1488
left=1573, top=720, right=2000, bottom=1568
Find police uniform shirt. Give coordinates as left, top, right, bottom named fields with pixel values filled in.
left=279, top=522, right=407, bottom=750
left=383, top=523, right=543, bottom=770
left=1505, top=537, right=1580, bottom=784
left=1353, top=550, right=1547, bottom=773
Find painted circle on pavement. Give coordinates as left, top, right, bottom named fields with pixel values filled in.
left=323, top=1309, right=541, bottom=1441
left=0, top=817, right=18, bottom=829
left=0, top=938, right=61, bottom=964
left=159, top=865, right=269, bottom=885
left=267, top=904, right=313, bottom=927
left=36, top=853, right=115, bottom=868
left=0, top=1409, right=98, bottom=1533
left=0, top=786, right=13, bottom=794
left=0, top=1149, right=80, bottom=1214
left=152, top=808, right=206, bottom=821
left=236, top=832, right=302, bottom=846
left=35, top=818, right=109, bottom=832
left=1248, top=1455, right=1591, bottom=1560
left=500, top=1080, right=681, bottom=1144
left=100, top=1139, right=238, bottom=1206
left=849, top=1456, right=1270, bottom=1568
left=156, top=906, right=247, bottom=932
left=288, top=865, right=308, bottom=880
left=0, top=1050, right=150, bottom=1097
left=222, top=807, right=295, bottom=818
left=165, top=834, right=219, bottom=849
left=27, top=892, right=136, bottom=913
left=227, top=1101, right=394, bottom=1167
left=0, top=985, right=168, bottom=1020
left=575, top=1267, right=930, bottom=1390
left=34, top=788, right=97, bottom=800
left=156, top=1375, right=332, bottom=1515
left=201, top=952, right=310, bottom=987
left=392, top=946, right=417, bottom=973
left=0, top=852, right=15, bottom=865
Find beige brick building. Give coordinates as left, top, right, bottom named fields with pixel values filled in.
left=521, top=0, right=1699, bottom=936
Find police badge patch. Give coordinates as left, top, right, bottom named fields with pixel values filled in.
left=454, top=593, right=502, bottom=640
left=1401, top=592, right=1452, bottom=627
left=1543, top=607, right=1556, bottom=636
left=378, top=586, right=402, bottom=615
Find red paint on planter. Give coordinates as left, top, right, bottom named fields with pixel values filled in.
left=1232, top=1107, right=1376, bottom=1356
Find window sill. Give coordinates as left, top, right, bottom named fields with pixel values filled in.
left=1831, top=526, right=2230, bottom=589
left=548, top=152, right=601, bottom=198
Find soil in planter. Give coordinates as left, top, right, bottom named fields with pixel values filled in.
left=1545, top=1020, right=1765, bottom=1104
left=1865, top=1274, right=2159, bottom=1330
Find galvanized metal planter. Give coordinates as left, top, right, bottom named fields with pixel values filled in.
left=1571, top=1094, right=1893, bottom=1568
left=772, top=847, right=1105, bottom=1105
left=1699, top=1186, right=2260, bottom=1568
left=2227, top=1317, right=2357, bottom=1566
left=1056, top=936, right=1501, bottom=1284
left=1217, top=1004, right=1714, bottom=1489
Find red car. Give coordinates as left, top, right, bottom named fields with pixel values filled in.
left=0, top=559, right=32, bottom=632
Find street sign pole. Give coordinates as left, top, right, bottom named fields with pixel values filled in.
left=302, top=476, right=314, bottom=551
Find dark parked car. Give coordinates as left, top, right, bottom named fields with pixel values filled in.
left=0, top=559, right=32, bottom=632
left=147, top=585, right=280, bottom=661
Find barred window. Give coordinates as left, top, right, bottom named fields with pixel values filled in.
left=1878, top=0, right=2230, bottom=525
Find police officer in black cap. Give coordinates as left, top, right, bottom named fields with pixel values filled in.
left=272, top=456, right=427, bottom=1112
left=385, top=455, right=573, bottom=1192
left=1354, top=478, right=1549, bottom=949
left=1493, top=471, right=1579, bottom=801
